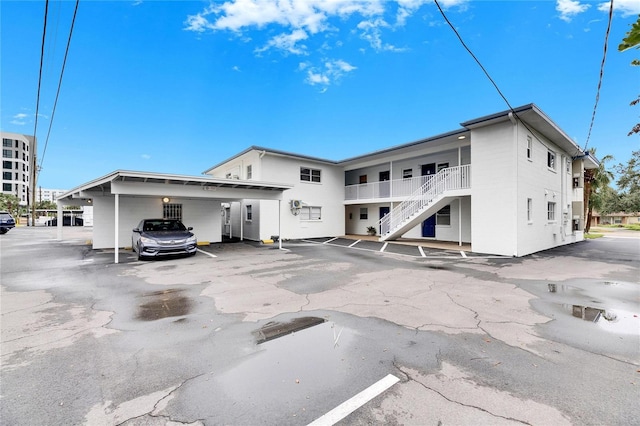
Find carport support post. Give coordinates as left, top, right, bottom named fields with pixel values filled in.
left=114, top=194, right=119, bottom=264
left=458, top=197, right=462, bottom=247
left=56, top=201, right=63, bottom=240
left=278, top=199, right=282, bottom=250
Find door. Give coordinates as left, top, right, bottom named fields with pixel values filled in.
left=379, top=171, right=390, bottom=198
left=379, top=206, right=390, bottom=234
left=421, top=164, right=436, bottom=237
left=422, top=214, right=436, bottom=237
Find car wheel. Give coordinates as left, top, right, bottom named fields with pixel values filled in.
left=0, top=229, right=6, bottom=235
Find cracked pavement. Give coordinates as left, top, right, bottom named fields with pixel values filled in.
left=1, top=227, right=638, bottom=425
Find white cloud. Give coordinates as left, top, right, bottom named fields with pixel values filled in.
left=255, top=29, right=309, bottom=55
left=14, top=113, right=28, bottom=119
left=10, top=120, right=26, bottom=126
left=598, top=0, right=640, bottom=16
left=303, top=58, right=357, bottom=87
left=141, top=154, right=151, bottom=160
left=556, top=0, right=590, bottom=22
left=232, top=65, right=241, bottom=72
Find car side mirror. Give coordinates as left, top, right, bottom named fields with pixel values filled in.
left=133, top=228, right=141, bottom=233
left=188, top=227, right=193, bottom=231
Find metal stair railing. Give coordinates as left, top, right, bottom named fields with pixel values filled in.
left=379, top=165, right=470, bottom=237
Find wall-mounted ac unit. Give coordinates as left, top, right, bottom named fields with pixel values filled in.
left=291, top=200, right=302, bottom=208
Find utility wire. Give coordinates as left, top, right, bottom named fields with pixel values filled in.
left=39, top=0, right=80, bottom=173
left=583, top=0, right=613, bottom=152
left=32, top=0, right=49, bottom=142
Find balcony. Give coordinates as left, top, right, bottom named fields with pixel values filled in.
left=344, top=164, right=471, bottom=203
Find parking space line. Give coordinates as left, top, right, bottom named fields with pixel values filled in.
left=324, top=237, right=339, bottom=244
left=380, top=242, right=388, bottom=252
left=418, top=246, right=426, bottom=257
left=197, top=249, right=217, bottom=258
left=348, top=239, right=361, bottom=247
left=460, top=251, right=467, bottom=258
left=308, top=374, right=400, bottom=426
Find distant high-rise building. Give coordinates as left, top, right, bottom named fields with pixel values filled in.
left=38, top=188, right=67, bottom=203
left=1, top=132, right=34, bottom=205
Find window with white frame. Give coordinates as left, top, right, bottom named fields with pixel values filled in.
left=246, top=165, right=252, bottom=179
left=163, top=203, right=182, bottom=221
left=527, top=198, right=532, bottom=222
left=2, top=149, right=11, bottom=159
left=245, top=204, right=252, bottom=221
left=547, top=150, right=556, bottom=170
left=301, top=206, right=321, bottom=220
left=359, top=207, right=368, bottom=220
left=526, top=136, right=532, bottom=159
left=547, top=202, right=556, bottom=221
left=403, top=169, right=413, bottom=179
left=436, top=205, right=451, bottom=225
left=300, top=167, right=321, bottom=183
left=2, top=139, right=12, bottom=148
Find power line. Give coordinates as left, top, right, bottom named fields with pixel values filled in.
left=583, top=0, right=614, bottom=152
left=39, top=0, right=80, bottom=173
left=32, top=0, right=49, bottom=141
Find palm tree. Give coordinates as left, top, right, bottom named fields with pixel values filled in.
left=584, top=150, right=614, bottom=233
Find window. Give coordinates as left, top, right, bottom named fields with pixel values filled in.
left=3, top=161, right=11, bottom=169
left=163, top=203, right=182, bottom=221
left=573, top=177, right=580, bottom=188
left=436, top=205, right=451, bottom=225
left=301, top=206, right=321, bottom=220
left=359, top=175, right=367, bottom=184
left=547, top=150, right=556, bottom=170
left=527, top=198, right=532, bottom=222
left=403, top=169, right=413, bottom=179
left=3, top=172, right=11, bottom=180
left=246, top=165, right=252, bottom=179
left=3, top=183, right=11, bottom=191
left=2, top=139, right=12, bottom=148
left=437, top=162, right=449, bottom=172
left=245, top=205, right=252, bottom=221
left=300, top=167, right=321, bottom=183
left=526, top=136, right=532, bottom=159
left=2, top=149, right=11, bottom=159
left=359, top=207, right=368, bottom=220
left=547, top=202, right=556, bottom=221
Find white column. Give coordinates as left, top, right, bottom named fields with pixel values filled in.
left=56, top=201, right=63, bottom=240
left=458, top=197, right=462, bottom=247
left=114, top=194, right=120, bottom=264
left=240, top=201, right=244, bottom=241
left=278, top=199, right=282, bottom=250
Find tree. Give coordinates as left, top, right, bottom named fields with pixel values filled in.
left=0, top=194, right=26, bottom=219
left=36, top=200, right=57, bottom=210
left=619, top=15, right=640, bottom=136
left=584, top=151, right=614, bottom=233
left=615, top=149, right=640, bottom=212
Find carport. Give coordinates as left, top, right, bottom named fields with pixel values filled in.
left=56, top=170, right=292, bottom=263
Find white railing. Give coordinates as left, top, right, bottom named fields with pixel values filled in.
left=345, top=175, right=431, bottom=200
left=379, top=165, right=471, bottom=236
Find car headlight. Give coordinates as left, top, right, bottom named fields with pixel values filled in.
left=139, top=236, right=156, bottom=244
left=187, top=235, right=197, bottom=244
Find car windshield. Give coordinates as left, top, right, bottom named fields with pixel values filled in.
left=143, top=220, right=187, bottom=232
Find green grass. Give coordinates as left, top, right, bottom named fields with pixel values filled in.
left=585, top=233, right=604, bottom=239
left=623, top=224, right=640, bottom=231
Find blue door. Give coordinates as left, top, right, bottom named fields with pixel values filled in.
left=422, top=215, right=436, bottom=237
left=379, top=207, right=390, bottom=234
left=421, top=163, right=436, bottom=237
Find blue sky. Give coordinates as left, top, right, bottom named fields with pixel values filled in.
left=1, top=0, right=638, bottom=189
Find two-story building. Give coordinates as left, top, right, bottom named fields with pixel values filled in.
left=57, top=104, right=597, bottom=260
left=205, top=104, right=597, bottom=257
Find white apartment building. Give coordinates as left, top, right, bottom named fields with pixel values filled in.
left=57, top=104, right=598, bottom=259
left=206, top=104, right=598, bottom=257
left=1, top=132, right=34, bottom=205
left=38, top=188, right=67, bottom=203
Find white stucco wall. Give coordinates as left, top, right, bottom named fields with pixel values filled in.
left=91, top=196, right=221, bottom=249
left=470, top=121, right=518, bottom=256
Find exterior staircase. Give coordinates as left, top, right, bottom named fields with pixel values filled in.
left=379, top=165, right=471, bottom=241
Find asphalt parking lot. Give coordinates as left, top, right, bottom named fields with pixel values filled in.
left=1, top=226, right=639, bottom=425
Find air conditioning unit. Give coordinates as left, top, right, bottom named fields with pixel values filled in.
left=291, top=200, right=302, bottom=208
left=232, top=175, right=239, bottom=180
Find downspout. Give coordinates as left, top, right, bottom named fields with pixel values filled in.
left=389, top=160, right=393, bottom=198
left=509, top=112, right=519, bottom=257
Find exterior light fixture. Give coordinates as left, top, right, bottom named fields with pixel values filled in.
left=162, top=197, right=170, bottom=203
left=458, top=135, right=466, bottom=140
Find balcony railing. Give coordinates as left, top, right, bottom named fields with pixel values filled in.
left=380, top=164, right=471, bottom=237
left=345, top=165, right=471, bottom=201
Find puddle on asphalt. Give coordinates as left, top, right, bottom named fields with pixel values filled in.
left=137, top=289, right=192, bottom=321
left=255, top=317, right=326, bottom=344
left=561, top=304, right=639, bottom=335
left=217, top=320, right=357, bottom=401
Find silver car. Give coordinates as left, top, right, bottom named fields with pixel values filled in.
left=132, top=219, right=197, bottom=260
